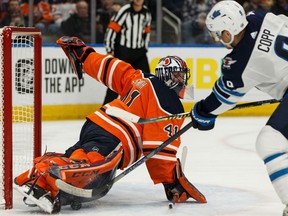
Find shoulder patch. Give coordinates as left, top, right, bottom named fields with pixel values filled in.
left=223, top=57, right=237, bottom=70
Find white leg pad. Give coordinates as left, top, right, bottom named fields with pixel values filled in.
left=256, top=125, right=288, bottom=204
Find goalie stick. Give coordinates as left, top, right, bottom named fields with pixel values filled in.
left=106, top=98, right=280, bottom=124
left=55, top=121, right=194, bottom=198
left=181, top=146, right=188, bottom=171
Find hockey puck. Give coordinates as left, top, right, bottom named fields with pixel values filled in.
left=70, top=201, right=82, bottom=210
left=168, top=202, right=173, bottom=209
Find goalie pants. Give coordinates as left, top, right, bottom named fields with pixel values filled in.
left=64, top=119, right=121, bottom=161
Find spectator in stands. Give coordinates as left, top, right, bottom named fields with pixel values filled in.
left=242, top=0, right=261, bottom=12
left=111, top=1, right=123, bottom=11
left=271, top=0, right=288, bottom=16
left=48, top=0, right=78, bottom=3
left=146, top=0, right=185, bottom=21
left=20, top=0, right=54, bottom=34
left=61, top=0, right=91, bottom=43
left=243, top=0, right=274, bottom=13
left=0, top=0, right=9, bottom=20
left=181, top=0, right=216, bottom=44
left=47, top=1, right=76, bottom=36
left=0, top=0, right=25, bottom=27
left=96, top=0, right=121, bottom=43
left=162, top=0, right=185, bottom=19
left=103, top=0, right=152, bottom=104
left=260, top=0, right=275, bottom=10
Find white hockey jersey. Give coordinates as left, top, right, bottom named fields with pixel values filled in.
left=204, top=11, right=288, bottom=115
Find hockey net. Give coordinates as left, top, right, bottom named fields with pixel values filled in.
left=0, top=27, right=42, bottom=209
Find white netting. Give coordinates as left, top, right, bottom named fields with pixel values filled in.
left=12, top=36, right=35, bottom=175
left=0, top=28, right=41, bottom=209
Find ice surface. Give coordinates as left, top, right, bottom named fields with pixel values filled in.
left=0, top=117, right=283, bottom=215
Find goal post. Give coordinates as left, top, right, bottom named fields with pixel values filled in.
left=0, top=26, right=42, bottom=209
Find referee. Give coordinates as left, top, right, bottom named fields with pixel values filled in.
left=103, top=0, right=152, bottom=104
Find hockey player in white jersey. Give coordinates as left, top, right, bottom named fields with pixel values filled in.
left=190, top=0, right=288, bottom=215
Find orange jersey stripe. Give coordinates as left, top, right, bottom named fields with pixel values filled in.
left=87, top=107, right=142, bottom=167
left=83, top=52, right=185, bottom=183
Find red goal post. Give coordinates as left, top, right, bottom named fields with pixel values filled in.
left=0, top=27, right=42, bottom=209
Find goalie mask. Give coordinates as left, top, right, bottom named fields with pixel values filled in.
left=155, top=56, right=192, bottom=99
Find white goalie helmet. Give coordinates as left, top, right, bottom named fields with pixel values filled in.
left=206, top=0, right=248, bottom=46
left=155, top=56, right=192, bottom=99
left=155, top=55, right=190, bottom=89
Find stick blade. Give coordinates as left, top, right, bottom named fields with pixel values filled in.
left=55, top=179, right=92, bottom=198
left=105, top=106, right=140, bottom=123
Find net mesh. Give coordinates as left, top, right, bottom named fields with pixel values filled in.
left=12, top=36, right=35, bottom=174
left=0, top=29, right=39, bottom=208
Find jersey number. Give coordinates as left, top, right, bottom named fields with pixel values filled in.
left=164, top=124, right=179, bottom=137
left=275, top=35, right=288, bottom=61
left=122, top=88, right=140, bottom=107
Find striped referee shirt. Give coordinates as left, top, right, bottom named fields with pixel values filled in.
left=104, top=3, right=152, bottom=53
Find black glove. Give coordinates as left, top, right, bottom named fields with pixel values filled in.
left=191, top=100, right=217, bottom=130
left=56, top=36, right=95, bottom=79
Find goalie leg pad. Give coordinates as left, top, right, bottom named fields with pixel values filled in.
left=163, top=159, right=207, bottom=203
left=68, top=148, right=105, bottom=164
left=49, top=150, right=123, bottom=193
left=14, top=152, right=66, bottom=186
left=15, top=152, right=73, bottom=199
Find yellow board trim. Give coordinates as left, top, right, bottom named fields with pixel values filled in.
left=42, top=102, right=278, bottom=121
left=42, top=104, right=102, bottom=121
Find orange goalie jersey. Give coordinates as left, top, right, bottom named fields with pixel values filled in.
left=83, top=52, right=185, bottom=184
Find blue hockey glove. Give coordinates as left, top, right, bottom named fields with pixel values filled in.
left=191, top=100, right=217, bottom=130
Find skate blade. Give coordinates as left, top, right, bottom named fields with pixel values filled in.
left=13, top=183, right=54, bottom=214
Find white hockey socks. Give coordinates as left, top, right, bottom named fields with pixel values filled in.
left=256, top=125, right=288, bottom=204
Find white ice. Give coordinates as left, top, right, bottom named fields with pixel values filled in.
left=0, top=117, right=283, bottom=215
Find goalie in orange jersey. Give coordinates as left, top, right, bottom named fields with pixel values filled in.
left=14, top=36, right=206, bottom=213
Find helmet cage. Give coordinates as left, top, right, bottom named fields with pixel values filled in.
left=155, top=56, right=190, bottom=89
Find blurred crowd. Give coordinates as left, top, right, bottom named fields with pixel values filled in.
left=0, top=0, right=126, bottom=43
left=0, top=0, right=288, bottom=44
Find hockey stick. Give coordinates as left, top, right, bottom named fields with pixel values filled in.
left=55, top=121, right=194, bottom=198
left=106, top=98, right=280, bottom=124
left=181, top=146, right=188, bottom=171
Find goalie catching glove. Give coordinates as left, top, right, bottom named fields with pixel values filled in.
left=56, top=36, right=95, bottom=79
left=163, top=159, right=207, bottom=203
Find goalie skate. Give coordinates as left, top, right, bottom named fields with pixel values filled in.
left=13, top=183, right=60, bottom=214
